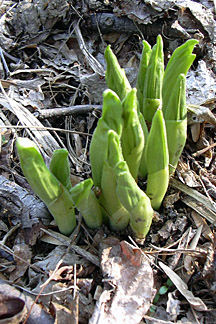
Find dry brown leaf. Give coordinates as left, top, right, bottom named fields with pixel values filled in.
left=159, top=262, right=208, bottom=311
left=183, top=225, right=203, bottom=273
left=170, top=178, right=216, bottom=224
left=89, top=238, right=155, bottom=324
left=9, top=244, right=32, bottom=282
left=163, top=191, right=180, bottom=208
left=191, top=211, right=214, bottom=242
left=0, top=294, right=27, bottom=324
left=51, top=302, right=73, bottom=324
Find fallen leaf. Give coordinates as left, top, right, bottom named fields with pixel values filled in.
left=191, top=211, right=214, bottom=242
left=51, top=302, right=73, bottom=324
left=159, top=261, right=208, bottom=311
left=89, top=238, right=155, bottom=324
left=0, top=294, right=27, bottom=324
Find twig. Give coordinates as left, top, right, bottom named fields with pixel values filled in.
left=41, top=228, right=100, bottom=267
left=192, top=142, right=216, bottom=157
left=1, top=124, right=92, bottom=136
left=143, top=315, right=175, bottom=324
left=35, top=105, right=102, bottom=119
left=13, top=284, right=74, bottom=296
left=149, top=244, right=207, bottom=257
left=0, top=223, right=20, bottom=246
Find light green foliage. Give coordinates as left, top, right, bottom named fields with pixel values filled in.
left=136, top=40, right=152, bottom=110
left=162, top=39, right=199, bottom=113
left=121, top=89, right=144, bottom=179
left=90, top=89, right=124, bottom=187
left=16, top=36, right=198, bottom=240
left=100, top=131, right=130, bottom=231
left=49, top=149, right=73, bottom=192
left=138, top=111, right=149, bottom=179
left=16, top=138, right=76, bottom=236
left=70, top=178, right=103, bottom=229
left=115, top=161, right=154, bottom=239
left=142, top=35, right=164, bottom=121
left=105, top=45, right=131, bottom=101
left=145, top=109, right=169, bottom=210
left=164, top=74, right=187, bottom=174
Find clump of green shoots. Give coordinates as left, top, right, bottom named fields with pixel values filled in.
left=16, top=139, right=102, bottom=235
left=16, top=36, right=198, bottom=239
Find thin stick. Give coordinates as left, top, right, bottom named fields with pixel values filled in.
left=36, top=105, right=102, bottom=119
left=0, top=124, right=92, bottom=136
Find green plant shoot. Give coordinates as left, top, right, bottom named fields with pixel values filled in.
left=162, top=39, right=199, bottom=112
left=136, top=40, right=152, bottom=110
left=49, top=151, right=103, bottom=229
left=70, top=178, right=103, bottom=229
left=15, top=36, right=198, bottom=240
left=49, top=149, right=73, bottom=192
left=16, top=138, right=76, bottom=236
left=145, top=109, right=169, bottom=210
left=115, top=161, right=154, bottom=239
left=138, top=111, right=149, bottom=179
left=164, top=74, right=187, bottom=175
left=100, top=130, right=130, bottom=231
left=90, top=89, right=124, bottom=188
left=104, top=45, right=131, bottom=101
left=142, top=35, right=164, bottom=121
left=121, top=88, right=144, bottom=179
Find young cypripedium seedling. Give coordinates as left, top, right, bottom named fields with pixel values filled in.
left=16, top=138, right=76, bottom=236
left=164, top=74, right=187, bottom=175
left=162, top=39, right=198, bottom=113
left=70, top=178, right=103, bottom=229
left=104, top=45, right=131, bottom=101
left=115, top=160, right=154, bottom=239
left=121, top=88, right=144, bottom=179
left=90, top=89, right=124, bottom=188
left=145, top=108, right=169, bottom=210
left=136, top=40, right=152, bottom=110
left=49, top=149, right=73, bottom=192
left=143, top=35, right=164, bottom=121
left=100, top=130, right=130, bottom=231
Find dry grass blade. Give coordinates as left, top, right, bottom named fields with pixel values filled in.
left=40, top=228, right=100, bottom=267
left=0, top=91, right=60, bottom=157
left=170, top=178, right=216, bottom=223
left=159, top=261, right=208, bottom=311
left=74, top=22, right=105, bottom=76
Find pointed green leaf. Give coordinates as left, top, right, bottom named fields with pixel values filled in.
left=143, top=35, right=164, bottom=121
left=145, top=109, right=169, bottom=173
left=145, top=109, right=169, bottom=210
left=164, top=73, right=187, bottom=121
left=100, top=130, right=130, bottom=231
left=16, top=137, right=76, bottom=235
left=138, top=111, right=149, bottom=179
left=121, top=88, right=144, bottom=179
left=90, top=89, right=123, bottom=187
left=162, top=39, right=198, bottom=113
left=105, top=45, right=131, bottom=101
left=70, top=178, right=103, bottom=229
left=166, top=119, right=187, bottom=175
left=114, top=161, right=154, bottom=239
left=136, top=40, right=152, bottom=109
left=101, top=161, right=130, bottom=231
left=164, top=74, right=187, bottom=175
left=49, top=149, right=73, bottom=192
